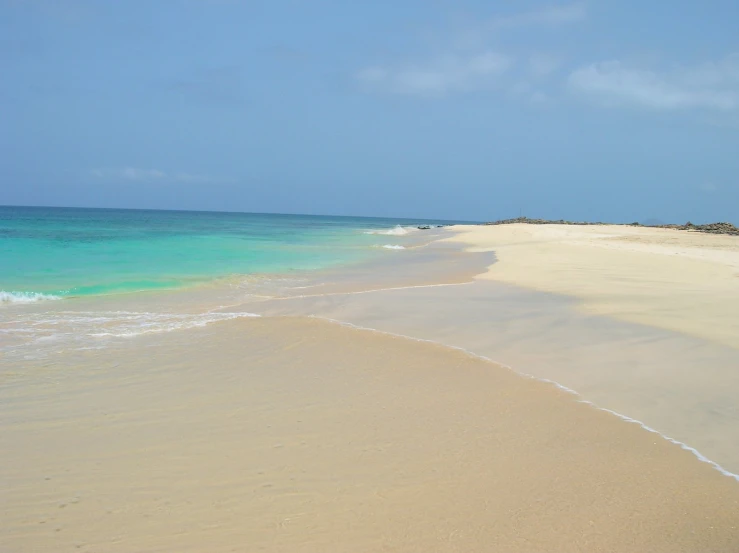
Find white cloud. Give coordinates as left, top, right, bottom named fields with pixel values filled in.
left=172, top=172, right=220, bottom=184
left=454, top=4, right=585, bottom=53
left=700, top=182, right=718, bottom=193
left=529, top=53, right=563, bottom=77
left=486, top=2, right=586, bottom=31
left=568, top=55, right=739, bottom=111
left=356, top=4, right=583, bottom=98
left=509, top=81, right=551, bottom=105
left=356, top=51, right=512, bottom=96
left=89, top=167, right=226, bottom=184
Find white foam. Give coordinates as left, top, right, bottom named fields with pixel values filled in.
left=3, top=310, right=262, bottom=360
left=85, top=311, right=261, bottom=338
left=381, top=244, right=405, bottom=250
left=364, top=225, right=413, bottom=236
left=305, top=315, right=739, bottom=484
left=0, top=291, right=62, bottom=304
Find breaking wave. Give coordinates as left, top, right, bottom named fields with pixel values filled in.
left=364, top=225, right=412, bottom=236
left=1, top=291, right=63, bottom=304
left=1, top=310, right=262, bottom=361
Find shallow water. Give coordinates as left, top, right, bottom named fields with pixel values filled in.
left=0, top=207, right=460, bottom=362
left=0, top=206, right=460, bottom=300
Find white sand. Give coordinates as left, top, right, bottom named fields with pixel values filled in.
left=3, top=317, right=739, bottom=552
left=447, top=224, right=739, bottom=349
left=5, top=226, right=739, bottom=552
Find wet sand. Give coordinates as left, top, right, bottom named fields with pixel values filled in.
left=2, top=317, right=739, bottom=552
left=255, top=278, right=739, bottom=476
left=246, top=229, right=739, bottom=475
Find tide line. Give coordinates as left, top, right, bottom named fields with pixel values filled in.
left=270, top=281, right=473, bottom=301
left=306, top=314, right=739, bottom=484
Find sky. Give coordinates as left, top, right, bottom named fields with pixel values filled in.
left=2, top=0, right=738, bottom=223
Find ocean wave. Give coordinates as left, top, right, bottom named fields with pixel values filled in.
left=2, top=310, right=262, bottom=361
left=88, top=311, right=260, bottom=338
left=0, top=291, right=63, bottom=304
left=381, top=244, right=405, bottom=250
left=364, top=225, right=413, bottom=236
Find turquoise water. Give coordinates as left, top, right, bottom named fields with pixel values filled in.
left=1, top=206, right=461, bottom=302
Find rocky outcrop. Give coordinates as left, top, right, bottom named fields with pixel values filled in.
left=651, top=222, right=739, bottom=236
left=482, top=217, right=739, bottom=236
left=484, top=217, right=604, bottom=227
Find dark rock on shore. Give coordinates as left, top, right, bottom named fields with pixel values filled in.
left=483, top=217, right=739, bottom=237
left=651, top=221, right=739, bottom=236
left=484, top=217, right=605, bottom=227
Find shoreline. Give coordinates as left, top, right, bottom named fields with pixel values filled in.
left=311, top=311, right=739, bottom=483
left=4, top=225, right=739, bottom=551
left=3, top=315, right=739, bottom=552
left=239, top=228, right=739, bottom=476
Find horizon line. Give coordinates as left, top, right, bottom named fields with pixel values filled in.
left=0, top=203, right=480, bottom=224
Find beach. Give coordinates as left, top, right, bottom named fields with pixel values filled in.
left=449, top=223, right=739, bottom=349
left=7, top=0, right=739, bottom=550
left=4, top=317, right=739, bottom=552
left=3, top=218, right=739, bottom=552
left=249, top=224, right=739, bottom=477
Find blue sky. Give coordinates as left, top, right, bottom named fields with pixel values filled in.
left=2, top=0, right=738, bottom=223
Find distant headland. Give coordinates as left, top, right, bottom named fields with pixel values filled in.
left=480, top=217, right=739, bottom=236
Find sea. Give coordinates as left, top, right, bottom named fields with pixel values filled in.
left=0, top=206, right=466, bottom=362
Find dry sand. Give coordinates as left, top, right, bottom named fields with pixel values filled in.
left=446, top=224, right=739, bottom=349
left=2, top=317, right=739, bottom=553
